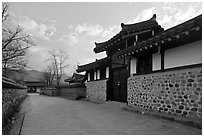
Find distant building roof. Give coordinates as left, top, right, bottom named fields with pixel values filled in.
left=64, top=73, right=85, bottom=83
left=25, top=81, right=45, bottom=87
left=77, top=57, right=110, bottom=73
left=118, top=14, right=202, bottom=57
left=94, top=14, right=164, bottom=53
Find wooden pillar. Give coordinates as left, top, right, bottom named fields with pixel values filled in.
left=161, top=49, right=164, bottom=71
left=127, top=56, right=131, bottom=77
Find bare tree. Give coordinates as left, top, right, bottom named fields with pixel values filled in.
left=74, top=61, right=80, bottom=72
left=43, top=63, right=56, bottom=87
left=2, top=3, right=9, bottom=23
left=2, top=3, right=34, bottom=77
left=48, top=49, right=70, bottom=86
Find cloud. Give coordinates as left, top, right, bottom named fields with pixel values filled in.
left=101, top=25, right=121, bottom=38
left=161, top=2, right=202, bottom=28
left=162, top=3, right=177, bottom=14
left=126, top=3, right=201, bottom=30
left=29, top=46, right=40, bottom=53
left=67, top=25, right=74, bottom=29
left=8, top=13, right=57, bottom=41
left=157, top=14, right=173, bottom=29
left=159, top=14, right=172, bottom=24
left=73, top=23, right=104, bottom=36
left=60, top=23, right=109, bottom=46
left=173, top=5, right=201, bottom=25
left=58, top=33, right=78, bottom=46
left=127, top=7, right=157, bottom=24
left=58, top=23, right=121, bottom=67
left=19, top=16, right=57, bottom=40
left=59, top=23, right=121, bottom=46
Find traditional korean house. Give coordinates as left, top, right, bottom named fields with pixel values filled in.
left=77, top=57, right=111, bottom=102
left=117, top=14, right=202, bottom=121
left=77, top=14, right=164, bottom=102
left=77, top=13, right=202, bottom=123
left=25, top=81, right=45, bottom=93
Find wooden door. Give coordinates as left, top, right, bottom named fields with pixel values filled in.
left=112, top=68, right=127, bottom=102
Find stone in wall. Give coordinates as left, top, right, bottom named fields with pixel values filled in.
left=86, top=79, right=108, bottom=102
left=127, top=67, right=202, bottom=120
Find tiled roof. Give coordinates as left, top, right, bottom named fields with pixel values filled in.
left=25, top=81, right=45, bottom=87
left=94, top=14, right=164, bottom=53
left=117, top=14, right=202, bottom=57
left=2, top=76, right=27, bottom=89
left=77, top=57, right=110, bottom=72
left=121, top=14, right=159, bottom=32
left=64, top=73, right=84, bottom=83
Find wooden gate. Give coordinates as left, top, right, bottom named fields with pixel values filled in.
left=112, top=67, right=128, bottom=102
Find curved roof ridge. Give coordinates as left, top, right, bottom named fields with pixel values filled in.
left=94, top=14, right=163, bottom=53
left=77, top=57, right=110, bottom=72
left=121, top=14, right=157, bottom=28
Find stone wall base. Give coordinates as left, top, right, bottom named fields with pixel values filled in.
left=128, top=67, right=202, bottom=122
left=86, top=79, right=108, bottom=103
left=59, top=87, right=86, bottom=100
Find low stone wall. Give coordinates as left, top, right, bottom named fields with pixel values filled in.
left=40, top=88, right=57, bottom=96
left=127, top=67, right=202, bottom=121
left=56, top=83, right=86, bottom=99
left=86, top=79, right=108, bottom=102
left=60, top=87, right=86, bottom=99
left=2, top=88, right=28, bottom=126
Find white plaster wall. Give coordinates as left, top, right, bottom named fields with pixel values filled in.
left=106, top=67, right=109, bottom=78
left=130, top=58, right=137, bottom=75
left=97, top=69, right=100, bottom=80
left=164, top=40, right=202, bottom=69
left=94, top=71, right=97, bottom=80
left=87, top=73, right=90, bottom=81
left=152, top=53, right=161, bottom=71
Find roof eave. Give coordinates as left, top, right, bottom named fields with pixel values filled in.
left=77, top=57, right=110, bottom=72
left=117, top=15, right=202, bottom=57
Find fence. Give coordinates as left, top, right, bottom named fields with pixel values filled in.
left=2, top=76, right=28, bottom=127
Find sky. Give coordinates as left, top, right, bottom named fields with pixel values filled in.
left=5, top=2, right=202, bottom=75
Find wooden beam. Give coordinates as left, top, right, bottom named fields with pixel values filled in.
left=123, top=29, right=151, bottom=38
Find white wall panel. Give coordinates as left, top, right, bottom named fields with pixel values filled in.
left=152, top=53, right=161, bottom=71
left=164, top=41, right=201, bottom=69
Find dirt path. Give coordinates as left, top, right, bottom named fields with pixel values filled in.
left=11, top=94, right=201, bottom=135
